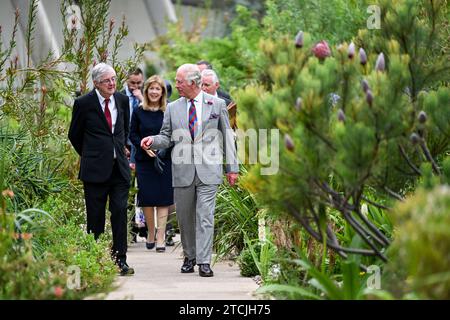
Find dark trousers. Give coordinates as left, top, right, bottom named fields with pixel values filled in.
left=83, top=161, right=130, bottom=262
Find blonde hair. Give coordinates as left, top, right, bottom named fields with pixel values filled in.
left=142, top=75, right=167, bottom=112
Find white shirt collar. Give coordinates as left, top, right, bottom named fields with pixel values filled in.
left=188, top=91, right=203, bottom=104
left=124, top=85, right=133, bottom=97
left=95, top=89, right=114, bottom=105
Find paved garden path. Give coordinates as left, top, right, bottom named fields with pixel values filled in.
left=104, top=235, right=259, bottom=300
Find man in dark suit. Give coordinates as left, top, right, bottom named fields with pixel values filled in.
left=196, top=60, right=232, bottom=102
left=200, top=68, right=237, bottom=130
left=121, top=68, right=147, bottom=243
left=68, top=62, right=134, bottom=276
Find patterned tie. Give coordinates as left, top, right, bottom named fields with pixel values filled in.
left=188, top=99, right=197, bottom=140
left=131, top=95, right=139, bottom=109
left=104, top=98, right=112, bottom=132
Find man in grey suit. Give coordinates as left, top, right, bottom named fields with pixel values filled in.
left=140, top=64, right=239, bottom=277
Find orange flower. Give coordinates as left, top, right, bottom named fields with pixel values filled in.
left=12, top=233, right=33, bottom=240
left=2, top=190, right=14, bottom=198
left=21, top=233, right=33, bottom=240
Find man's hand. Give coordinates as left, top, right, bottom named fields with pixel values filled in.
left=226, top=173, right=239, bottom=187
left=141, top=136, right=153, bottom=149
left=129, top=162, right=136, bottom=171
left=124, top=147, right=130, bottom=159
left=132, top=89, right=144, bottom=102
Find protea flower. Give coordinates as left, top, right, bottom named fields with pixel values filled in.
left=366, top=90, right=374, bottom=106
left=312, top=40, right=331, bottom=60
left=348, top=42, right=355, bottom=59
left=361, top=79, right=370, bottom=93
left=410, top=132, right=420, bottom=144
left=284, top=134, right=295, bottom=151
left=359, top=48, right=367, bottom=65
left=375, top=52, right=385, bottom=71
left=337, top=109, right=346, bottom=122
left=295, top=31, right=304, bottom=48
left=418, top=111, right=427, bottom=124
left=295, top=97, right=303, bottom=111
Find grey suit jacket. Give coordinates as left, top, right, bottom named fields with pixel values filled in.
left=151, top=92, right=239, bottom=187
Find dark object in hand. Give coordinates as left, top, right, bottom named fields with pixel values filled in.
left=154, top=150, right=166, bottom=174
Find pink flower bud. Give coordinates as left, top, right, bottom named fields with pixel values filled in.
left=312, top=40, right=331, bottom=60
left=366, top=90, right=373, bottom=106
left=348, top=42, right=355, bottom=59
left=418, top=111, right=427, bottom=124
left=359, top=48, right=367, bottom=65
left=295, top=31, right=304, bottom=48
left=54, top=286, right=64, bottom=298
left=337, top=109, right=346, bottom=122
left=295, top=97, right=303, bottom=111
left=361, top=79, right=370, bottom=93
left=375, top=52, right=385, bottom=71
left=284, top=134, right=295, bottom=151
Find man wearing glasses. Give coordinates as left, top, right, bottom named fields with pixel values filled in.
left=68, top=62, right=134, bottom=276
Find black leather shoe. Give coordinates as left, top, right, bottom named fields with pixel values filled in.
left=118, top=261, right=135, bottom=276
left=165, top=237, right=175, bottom=246
left=198, top=264, right=214, bottom=277
left=146, top=242, right=155, bottom=250
left=181, top=257, right=196, bottom=273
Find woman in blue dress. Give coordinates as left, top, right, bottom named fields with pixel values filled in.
left=130, top=75, right=174, bottom=252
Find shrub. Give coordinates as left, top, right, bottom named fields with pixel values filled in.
left=385, top=184, right=450, bottom=299
left=237, top=243, right=261, bottom=277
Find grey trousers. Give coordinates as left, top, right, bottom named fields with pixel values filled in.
left=174, top=173, right=218, bottom=264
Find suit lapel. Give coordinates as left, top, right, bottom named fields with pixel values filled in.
left=177, top=98, right=190, bottom=139
left=113, top=92, right=122, bottom=132
left=201, top=94, right=213, bottom=135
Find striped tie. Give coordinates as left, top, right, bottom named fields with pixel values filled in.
left=188, top=99, right=197, bottom=140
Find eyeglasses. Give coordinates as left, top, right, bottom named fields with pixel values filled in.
left=99, top=77, right=116, bottom=85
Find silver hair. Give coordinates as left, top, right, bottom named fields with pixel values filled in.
left=201, top=69, right=219, bottom=84
left=92, top=63, right=116, bottom=82
left=178, top=64, right=201, bottom=87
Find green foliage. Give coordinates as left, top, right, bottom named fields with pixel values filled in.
left=61, top=0, right=144, bottom=94
left=385, top=184, right=450, bottom=299
left=263, top=0, right=369, bottom=43
left=243, top=234, right=277, bottom=283
left=214, top=166, right=259, bottom=260
left=0, top=0, right=143, bottom=299
left=237, top=0, right=449, bottom=265
left=237, top=243, right=261, bottom=277
left=257, top=249, right=374, bottom=300
left=0, top=153, right=115, bottom=299
left=357, top=0, right=450, bottom=99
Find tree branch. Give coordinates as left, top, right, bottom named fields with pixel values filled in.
left=398, top=143, right=421, bottom=175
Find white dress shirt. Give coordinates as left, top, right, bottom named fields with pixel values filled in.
left=95, top=89, right=117, bottom=157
